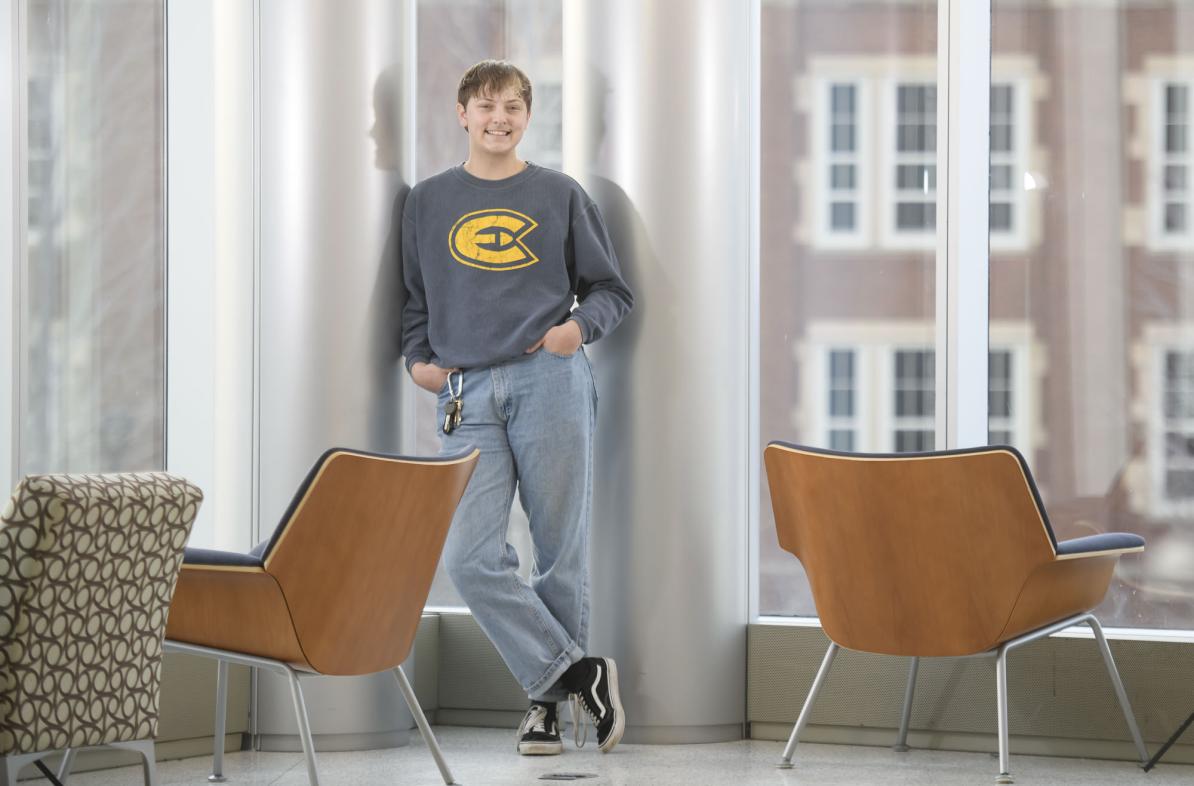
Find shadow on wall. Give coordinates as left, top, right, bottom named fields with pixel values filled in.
left=579, top=61, right=677, bottom=683
left=367, top=62, right=410, bottom=452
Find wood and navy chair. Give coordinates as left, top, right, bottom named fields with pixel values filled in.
left=764, top=442, right=1150, bottom=784
left=164, top=446, right=477, bottom=786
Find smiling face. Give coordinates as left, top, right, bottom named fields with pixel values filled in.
left=457, top=84, right=530, bottom=162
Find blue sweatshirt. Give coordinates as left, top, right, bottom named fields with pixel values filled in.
left=401, top=163, right=633, bottom=371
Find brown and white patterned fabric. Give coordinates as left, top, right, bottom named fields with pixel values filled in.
left=0, top=473, right=202, bottom=757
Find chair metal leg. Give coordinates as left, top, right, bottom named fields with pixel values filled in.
left=3, top=753, right=46, bottom=786
left=1, top=756, right=21, bottom=786
left=57, top=748, right=77, bottom=783
left=286, top=668, right=321, bottom=786
left=394, top=666, right=456, bottom=785
left=1087, top=617, right=1149, bottom=764
left=778, top=641, right=839, bottom=768
left=893, top=656, right=919, bottom=752
left=108, top=740, right=158, bottom=786
left=995, top=648, right=1012, bottom=784
left=210, top=659, right=229, bottom=782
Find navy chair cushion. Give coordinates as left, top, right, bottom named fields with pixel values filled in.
left=1055, top=532, right=1145, bottom=557
left=182, top=546, right=264, bottom=568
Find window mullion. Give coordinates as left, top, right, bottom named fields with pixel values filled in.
left=938, top=0, right=991, bottom=450
left=1, top=2, right=18, bottom=491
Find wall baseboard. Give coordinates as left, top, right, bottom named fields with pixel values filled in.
left=17, top=734, right=245, bottom=780
left=749, top=624, right=1194, bottom=764
left=751, top=722, right=1194, bottom=764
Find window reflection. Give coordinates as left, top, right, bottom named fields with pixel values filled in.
left=989, top=0, right=1194, bottom=629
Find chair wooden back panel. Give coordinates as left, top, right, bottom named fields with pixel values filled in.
left=764, top=444, right=1056, bottom=656
left=265, top=449, right=477, bottom=675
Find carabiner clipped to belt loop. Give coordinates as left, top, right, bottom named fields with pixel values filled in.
left=443, top=370, right=464, bottom=434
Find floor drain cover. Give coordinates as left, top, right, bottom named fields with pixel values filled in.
left=539, top=774, right=599, bottom=781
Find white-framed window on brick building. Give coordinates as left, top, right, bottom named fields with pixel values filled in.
left=809, top=65, right=1034, bottom=251
left=825, top=348, right=861, bottom=451
left=989, top=81, right=1030, bottom=251
left=988, top=348, right=1016, bottom=445
left=889, top=82, right=937, bottom=246
left=1154, top=80, right=1192, bottom=249
left=891, top=348, right=935, bottom=451
left=803, top=324, right=1035, bottom=456
left=1159, top=349, right=1194, bottom=507
left=814, top=79, right=869, bottom=248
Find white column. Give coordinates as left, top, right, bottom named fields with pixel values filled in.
left=565, top=0, right=751, bottom=743
left=168, top=0, right=416, bottom=748
left=166, top=0, right=257, bottom=552
left=253, top=0, right=413, bottom=750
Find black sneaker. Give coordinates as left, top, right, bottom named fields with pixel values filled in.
left=517, top=701, right=563, bottom=755
left=563, top=656, right=625, bottom=753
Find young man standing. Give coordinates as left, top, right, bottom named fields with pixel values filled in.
left=401, top=60, right=633, bottom=755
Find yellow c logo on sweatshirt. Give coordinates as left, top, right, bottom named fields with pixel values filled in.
left=448, top=209, right=540, bottom=271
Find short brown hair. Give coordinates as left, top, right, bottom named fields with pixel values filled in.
left=457, top=60, right=533, bottom=113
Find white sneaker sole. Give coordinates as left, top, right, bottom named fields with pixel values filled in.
left=518, top=740, right=564, bottom=756
left=598, top=657, right=625, bottom=753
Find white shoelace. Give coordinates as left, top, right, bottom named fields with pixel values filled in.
left=520, top=704, right=550, bottom=736
left=570, top=694, right=590, bottom=749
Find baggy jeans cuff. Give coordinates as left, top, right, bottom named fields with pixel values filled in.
left=527, top=642, right=585, bottom=702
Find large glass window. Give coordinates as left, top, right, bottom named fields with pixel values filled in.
left=759, top=1, right=939, bottom=616
left=19, top=0, right=165, bottom=476
left=992, top=1, right=1194, bottom=628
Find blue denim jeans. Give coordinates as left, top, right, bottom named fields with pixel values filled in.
left=437, top=347, right=597, bottom=701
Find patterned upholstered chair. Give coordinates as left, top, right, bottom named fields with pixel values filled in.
left=165, top=447, right=478, bottom=786
left=0, top=473, right=203, bottom=786
left=764, top=443, right=1150, bottom=784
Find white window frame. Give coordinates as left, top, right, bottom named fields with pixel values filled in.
left=2, top=2, right=17, bottom=492
left=1151, top=77, right=1194, bottom=250
left=881, top=76, right=939, bottom=250
left=813, top=77, right=871, bottom=249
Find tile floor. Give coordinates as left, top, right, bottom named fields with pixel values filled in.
left=28, top=727, right=1193, bottom=786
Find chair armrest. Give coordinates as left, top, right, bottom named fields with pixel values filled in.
left=1055, top=533, right=1145, bottom=560
left=166, top=565, right=311, bottom=669
left=996, top=554, right=1121, bottom=646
